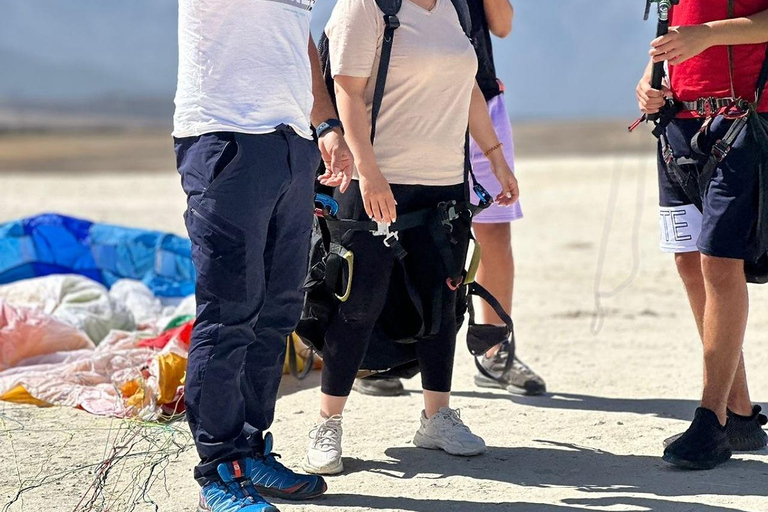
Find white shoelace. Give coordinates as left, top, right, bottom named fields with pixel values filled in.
left=310, top=416, right=342, bottom=451
left=438, top=409, right=471, bottom=433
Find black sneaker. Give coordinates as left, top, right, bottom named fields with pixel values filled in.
left=474, top=342, right=546, bottom=396
left=725, top=405, right=768, bottom=452
left=663, top=404, right=768, bottom=452
left=352, top=377, right=404, bottom=397
left=662, top=407, right=732, bottom=470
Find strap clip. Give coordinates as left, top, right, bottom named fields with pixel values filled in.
left=712, top=140, right=732, bottom=162
left=662, top=143, right=675, bottom=165
left=696, top=97, right=713, bottom=117
left=438, top=201, right=460, bottom=233
left=371, top=221, right=400, bottom=247
left=383, top=15, right=400, bottom=29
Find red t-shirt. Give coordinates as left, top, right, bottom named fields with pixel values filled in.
left=669, top=0, right=768, bottom=113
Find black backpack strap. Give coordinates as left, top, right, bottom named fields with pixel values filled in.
left=448, top=0, right=473, bottom=38
left=371, top=0, right=403, bottom=143
left=755, top=45, right=768, bottom=105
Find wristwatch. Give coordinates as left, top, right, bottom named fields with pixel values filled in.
left=315, top=119, right=343, bottom=139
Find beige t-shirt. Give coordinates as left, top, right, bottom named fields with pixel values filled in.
left=326, top=0, right=478, bottom=186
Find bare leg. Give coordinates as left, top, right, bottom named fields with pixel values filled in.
left=675, top=252, right=753, bottom=417
left=473, top=222, right=514, bottom=357
left=423, top=391, right=450, bottom=418
left=320, top=393, right=348, bottom=419
left=699, top=255, right=750, bottom=425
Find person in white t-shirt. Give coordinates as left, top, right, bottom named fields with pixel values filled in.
left=173, top=1, right=353, bottom=510
left=302, top=0, right=520, bottom=476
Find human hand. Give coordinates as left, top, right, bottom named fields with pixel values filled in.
left=636, top=73, right=671, bottom=114
left=488, top=154, right=519, bottom=207
left=359, top=170, right=397, bottom=223
left=650, top=24, right=712, bottom=65
left=317, top=130, right=354, bottom=193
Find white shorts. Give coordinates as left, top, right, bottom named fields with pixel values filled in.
left=659, top=204, right=702, bottom=254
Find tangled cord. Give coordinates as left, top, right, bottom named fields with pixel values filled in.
left=591, top=155, right=648, bottom=335
left=1, top=401, right=192, bottom=512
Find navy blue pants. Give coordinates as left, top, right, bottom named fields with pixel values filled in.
left=658, top=116, right=764, bottom=260
left=175, top=127, right=320, bottom=485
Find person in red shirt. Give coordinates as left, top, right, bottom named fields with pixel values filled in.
left=637, top=1, right=768, bottom=470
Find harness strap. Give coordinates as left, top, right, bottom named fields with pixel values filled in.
left=727, top=0, right=737, bottom=100
left=681, top=97, right=736, bottom=117
left=466, top=282, right=517, bottom=384
left=659, top=133, right=704, bottom=211
left=698, top=114, right=750, bottom=200
left=371, top=13, right=400, bottom=143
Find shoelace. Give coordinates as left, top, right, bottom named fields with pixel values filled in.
left=310, top=419, right=342, bottom=451
left=440, top=409, right=471, bottom=433
left=511, top=357, right=537, bottom=378
left=260, top=450, right=290, bottom=474
left=218, top=479, right=263, bottom=506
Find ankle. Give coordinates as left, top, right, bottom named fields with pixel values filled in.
left=700, top=403, right=728, bottom=427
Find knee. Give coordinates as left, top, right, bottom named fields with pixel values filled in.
left=675, top=252, right=703, bottom=286
left=700, top=254, right=746, bottom=288
left=474, top=223, right=512, bottom=254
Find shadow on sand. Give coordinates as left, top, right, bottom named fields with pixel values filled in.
left=309, top=441, right=768, bottom=512
left=450, top=391, right=702, bottom=421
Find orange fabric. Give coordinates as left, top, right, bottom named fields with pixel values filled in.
left=0, top=385, right=51, bottom=407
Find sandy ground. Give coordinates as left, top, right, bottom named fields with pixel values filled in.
left=1, top=132, right=767, bottom=512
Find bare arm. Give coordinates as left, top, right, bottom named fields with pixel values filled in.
left=483, top=0, right=514, bottom=38
left=468, top=83, right=519, bottom=206
left=309, top=36, right=338, bottom=127
left=308, top=36, right=353, bottom=192
left=335, top=74, right=397, bottom=223
left=651, top=9, right=768, bottom=65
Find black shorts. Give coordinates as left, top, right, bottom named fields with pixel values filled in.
left=657, top=115, right=764, bottom=261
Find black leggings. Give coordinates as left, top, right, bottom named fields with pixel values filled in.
left=320, top=180, right=466, bottom=397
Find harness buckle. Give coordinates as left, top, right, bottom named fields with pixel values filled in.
left=662, top=144, right=675, bottom=165
left=371, top=221, right=400, bottom=247
left=383, top=15, right=400, bottom=29
left=712, top=140, right=731, bottom=162
left=696, top=98, right=713, bottom=117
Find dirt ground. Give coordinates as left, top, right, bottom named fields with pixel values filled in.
left=0, top=129, right=767, bottom=512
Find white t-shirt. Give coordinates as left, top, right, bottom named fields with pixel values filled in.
left=326, top=0, right=478, bottom=186
left=173, top=0, right=315, bottom=139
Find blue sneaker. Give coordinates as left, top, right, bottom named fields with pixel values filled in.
left=249, top=432, right=327, bottom=501
left=198, top=460, right=279, bottom=512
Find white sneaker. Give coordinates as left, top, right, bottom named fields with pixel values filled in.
left=303, top=415, right=344, bottom=475
left=413, top=407, right=486, bottom=456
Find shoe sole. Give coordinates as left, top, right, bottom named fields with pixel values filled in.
left=474, top=374, right=546, bottom=396
left=663, top=432, right=768, bottom=452
left=198, top=506, right=278, bottom=512
left=661, top=451, right=731, bottom=470
left=413, top=431, right=486, bottom=457
left=302, top=457, right=344, bottom=476
left=256, top=479, right=328, bottom=501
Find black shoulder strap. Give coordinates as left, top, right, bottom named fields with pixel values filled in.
left=448, top=0, right=473, bottom=39
left=370, top=0, right=403, bottom=143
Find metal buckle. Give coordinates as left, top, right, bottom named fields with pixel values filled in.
left=696, top=98, right=712, bottom=117
left=712, top=140, right=731, bottom=162
left=662, top=144, right=675, bottom=164
left=383, top=15, right=400, bottom=29
left=371, top=221, right=399, bottom=247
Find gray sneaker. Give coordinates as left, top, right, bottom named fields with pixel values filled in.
left=474, top=342, right=547, bottom=396
left=413, top=408, right=486, bottom=456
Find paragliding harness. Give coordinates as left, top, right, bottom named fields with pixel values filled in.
left=294, top=0, right=516, bottom=381
left=631, top=0, right=768, bottom=283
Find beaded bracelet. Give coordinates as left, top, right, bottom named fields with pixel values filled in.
left=483, top=142, right=503, bottom=158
